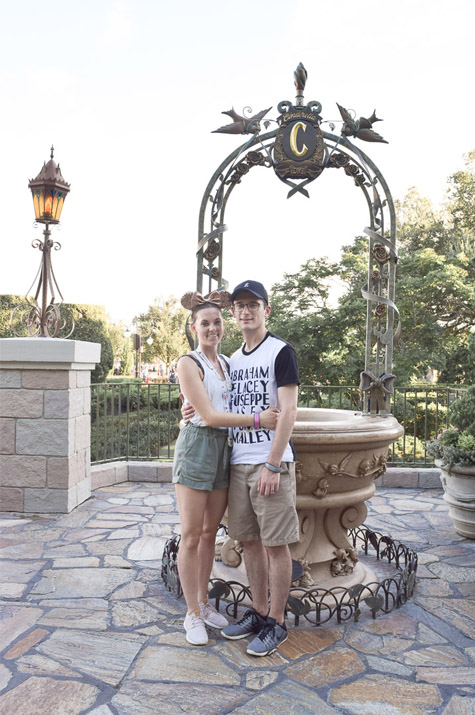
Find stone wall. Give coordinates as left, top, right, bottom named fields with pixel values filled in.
left=91, top=461, right=172, bottom=490
left=375, top=467, right=441, bottom=489
left=0, top=338, right=100, bottom=513
left=89, top=462, right=440, bottom=491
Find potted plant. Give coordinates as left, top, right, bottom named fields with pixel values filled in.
left=427, top=386, right=475, bottom=538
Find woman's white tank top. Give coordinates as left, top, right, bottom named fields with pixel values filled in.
left=182, top=350, right=231, bottom=429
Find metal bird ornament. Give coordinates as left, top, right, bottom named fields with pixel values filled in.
left=359, top=371, right=395, bottom=415
left=336, top=104, right=388, bottom=144
left=212, top=107, right=272, bottom=135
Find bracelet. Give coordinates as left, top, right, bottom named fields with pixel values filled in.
left=254, top=412, right=261, bottom=429
left=265, top=461, right=283, bottom=473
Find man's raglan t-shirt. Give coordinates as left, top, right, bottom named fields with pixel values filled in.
left=229, top=332, right=300, bottom=465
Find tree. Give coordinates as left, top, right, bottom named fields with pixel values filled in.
left=395, top=188, right=448, bottom=255
left=119, top=339, right=134, bottom=376
left=0, top=295, right=24, bottom=336
left=439, top=332, right=475, bottom=384
left=266, top=151, right=475, bottom=386
left=63, top=303, right=114, bottom=383
left=393, top=249, right=474, bottom=382
left=220, top=314, right=243, bottom=358
left=135, top=296, right=188, bottom=373
left=268, top=257, right=349, bottom=384
left=446, top=150, right=475, bottom=255
left=107, top=321, right=128, bottom=364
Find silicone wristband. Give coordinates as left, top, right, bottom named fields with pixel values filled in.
left=265, top=461, right=283, bottom=473
left=254, top=412, right=261, bottom=429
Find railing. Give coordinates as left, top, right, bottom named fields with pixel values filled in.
left=91, top=383, right=467, bottom=467
left=91, top=382, right=182, bottom=464
left=298, top=385, right=467, bottom=466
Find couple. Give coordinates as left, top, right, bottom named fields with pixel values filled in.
left=172, top=279, right=300, bottom=657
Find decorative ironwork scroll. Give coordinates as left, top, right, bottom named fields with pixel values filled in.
left=161, top=525, right=418, bottom=627
left=197, top=63, right=399, bottom=413
left=11, top=224, right=74, bottom=338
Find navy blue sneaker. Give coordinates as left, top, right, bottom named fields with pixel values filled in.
left=221, top=608, right=267, bottom=640
left=246, top=617, right=288, bottom=656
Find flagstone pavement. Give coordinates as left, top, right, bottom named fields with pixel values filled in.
left=0, top=481, right=474, bottom=715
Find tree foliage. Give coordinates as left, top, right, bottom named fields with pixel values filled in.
left=268, top=258, right=354, bottom=384
left=220, top=313, right=243, bottom=359
left=0, top=295, right=24, bottom=336
left=119, top=339, right=134, bottom=375
left=62, top=303, right=114, bottom=383
left=107, top=321, right=128, bottom=362
left=135, top=296, right=188, bottom=371
left=267, top=152, right=475, bottom=386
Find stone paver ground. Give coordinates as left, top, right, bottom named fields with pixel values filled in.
left=0, top=482, right=474, bottom=714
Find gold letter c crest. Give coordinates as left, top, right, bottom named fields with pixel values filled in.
left=290, top=122, right=308, bottom=157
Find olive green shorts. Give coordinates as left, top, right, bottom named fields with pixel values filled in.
left=172, top=423, right=231, bottom=491
left=227, top=462, right=299, bottom=546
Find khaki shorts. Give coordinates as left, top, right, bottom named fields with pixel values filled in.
left=172, top=423, right=230, bottom=491
left=227, top=462, right=299, bottom=546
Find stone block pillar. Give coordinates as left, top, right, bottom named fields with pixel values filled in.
left=0, top=338, right=101, bottom=514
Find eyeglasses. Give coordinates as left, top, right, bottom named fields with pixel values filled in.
left=233, top=301, right=262, bottom=313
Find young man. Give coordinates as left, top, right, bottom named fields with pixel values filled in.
left=220, top=280, right=300, bottom=656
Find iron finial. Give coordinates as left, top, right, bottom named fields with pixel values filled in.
left=50, top=145, right=54, bottom=159
left=294, top=62, right=307, bottom=106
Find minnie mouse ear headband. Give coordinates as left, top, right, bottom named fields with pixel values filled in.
left=180, top=290, right=232, bottom=311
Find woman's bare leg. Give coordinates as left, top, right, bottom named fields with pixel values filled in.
left=175, top=484, right=209, bottom=614
left=197, top=488, right=228, bottom=602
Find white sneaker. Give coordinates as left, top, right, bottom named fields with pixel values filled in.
left=184, top=610, right=208, bottom=645
left=200, top=600, right=229, bottom=629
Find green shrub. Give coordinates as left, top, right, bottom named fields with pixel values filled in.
left=450, top=385, right=475, bottom=436
left=427, top=387, right=475, bottom=467
left=90, top=382, right=182, bottom=462
left=439, top=428, right=460, bottom=446
left=427, top=429, right=475, bottom=468
left=91, top=411, right=181, bottom=462
left=391, top=391, right=449, bottom=439
left=391, top=435, right=427, bottom=463
left=458, top=433, right=475, bottom=451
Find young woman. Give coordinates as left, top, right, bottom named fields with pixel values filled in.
left=173, top=290, right=279, bottom=646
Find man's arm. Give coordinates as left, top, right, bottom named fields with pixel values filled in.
left=257, top=383, right=298, bottom=497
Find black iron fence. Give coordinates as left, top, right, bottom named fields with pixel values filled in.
left=91, top=382, right=182, bottom=464
left=91, top=383, right=466, bottom=467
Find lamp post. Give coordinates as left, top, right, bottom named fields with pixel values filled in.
left=133, top=332, right=142, bottom=379
left=11, top=146, right=71, bottom=338
left=124, top=325, right=142, bottom=378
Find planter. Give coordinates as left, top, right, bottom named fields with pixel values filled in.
left=436, top=459, right=475, bottom=539
left=213, top=407, right=404, bottom=592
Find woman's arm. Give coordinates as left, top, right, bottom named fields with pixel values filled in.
left=177, top=357, right=278, bottom=429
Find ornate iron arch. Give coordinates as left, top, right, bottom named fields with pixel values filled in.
left=196, top=64, right=399, bottom=414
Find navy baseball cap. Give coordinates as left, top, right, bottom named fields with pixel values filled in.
left=231, top=280, right=269, bottom=304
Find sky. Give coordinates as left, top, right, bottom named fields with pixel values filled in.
left=1, top=0, right=474, bottom=326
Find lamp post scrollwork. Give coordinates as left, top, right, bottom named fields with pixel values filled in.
left=11, top=146, right=73, bottom=338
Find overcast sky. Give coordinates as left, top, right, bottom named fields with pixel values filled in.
left=1, top=0, right=474, bottom=325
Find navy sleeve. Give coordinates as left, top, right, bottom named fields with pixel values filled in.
left=275, top=344, right=300, bottom=387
